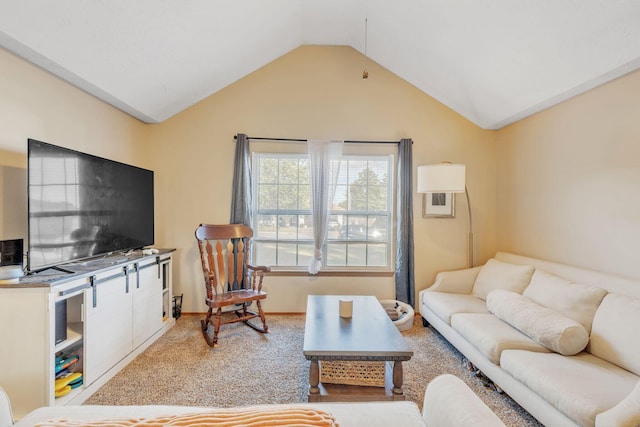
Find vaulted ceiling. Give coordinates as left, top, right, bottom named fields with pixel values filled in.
left=2, top=1, right=640, bottom=129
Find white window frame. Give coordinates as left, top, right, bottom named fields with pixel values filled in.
left=250, top=141, right=396, bottom=273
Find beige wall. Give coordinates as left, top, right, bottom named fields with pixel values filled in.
left=496, top=68, right=640, bottom=280
left=0, top=47, right=148, bottom=169
left=149, top=45, right=497, bottom=313
left=1, top=166, right=27, bottom=242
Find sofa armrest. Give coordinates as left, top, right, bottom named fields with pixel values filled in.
left=0, top=386, right=14, bottom=427
left=425, top=267, right=482, bottom=295
left=422, top=374, right=506, bottom=427
left=596, top=379, right=640, bottom=427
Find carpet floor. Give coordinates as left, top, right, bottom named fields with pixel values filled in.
left=85, top=314, right=542, bottom=426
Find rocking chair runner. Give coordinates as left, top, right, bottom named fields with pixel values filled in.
left=195, top=224, right=270, bottom=347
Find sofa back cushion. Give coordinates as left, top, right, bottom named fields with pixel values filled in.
left=472, top=259, right=534, bottom=301
left=523, top=270, right=607, bottom=333
left=589, top=293, right=640, bottom=376
left=487, top=290, right=589, bottom=356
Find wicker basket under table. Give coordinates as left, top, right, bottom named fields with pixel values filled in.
left=320, top=360, right=386, bottom=387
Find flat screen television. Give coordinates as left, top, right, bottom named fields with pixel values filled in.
left=27, top=139, right=154, bottom=272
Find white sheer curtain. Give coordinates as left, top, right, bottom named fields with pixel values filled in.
left=307, top=139, right=343, bottom=274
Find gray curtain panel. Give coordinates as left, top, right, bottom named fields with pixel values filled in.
left=395, top=138, right=415, bottom=307
left=230, top=133, right=252, bottom=225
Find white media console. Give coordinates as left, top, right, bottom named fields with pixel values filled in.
left=0, top=249, right=175, bottom=419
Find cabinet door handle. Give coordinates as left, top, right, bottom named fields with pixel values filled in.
left=135, top=263, right=140, bottom=289
left=91, top=276, right=97, bottom=308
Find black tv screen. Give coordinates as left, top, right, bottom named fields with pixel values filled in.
left=27, top=139, right=154, bottom=271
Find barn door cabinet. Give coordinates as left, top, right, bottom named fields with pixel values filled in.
left=0, top=250, right=175, bottom=420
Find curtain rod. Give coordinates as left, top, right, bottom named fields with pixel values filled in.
left=234, top=135, right=406, bottom=144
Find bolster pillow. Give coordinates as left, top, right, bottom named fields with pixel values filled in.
left=486, top=289, right=589, bottom=356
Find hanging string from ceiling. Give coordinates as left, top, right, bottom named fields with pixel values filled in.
left=362, top=17, right=369, bottom=79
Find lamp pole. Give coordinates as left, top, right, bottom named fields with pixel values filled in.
left=464, top=186, right=473, bottom=268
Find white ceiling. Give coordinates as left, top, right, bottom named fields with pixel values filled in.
left=2, top=1, right=640, bottom=129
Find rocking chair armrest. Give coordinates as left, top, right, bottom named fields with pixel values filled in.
left=248, top=264, right=271, bottom=274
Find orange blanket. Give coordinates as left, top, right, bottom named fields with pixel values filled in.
left=35, top=407, right=338, bottom=427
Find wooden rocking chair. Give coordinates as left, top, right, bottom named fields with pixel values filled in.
left=195, top=223, right=270, bottom=347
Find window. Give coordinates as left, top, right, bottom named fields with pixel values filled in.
left=252, top=145, right=395, bottom=272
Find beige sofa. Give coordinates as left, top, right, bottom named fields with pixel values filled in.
left=419, top=252, right=640, bottom=427
left=3, top=375, right=506, bottom=427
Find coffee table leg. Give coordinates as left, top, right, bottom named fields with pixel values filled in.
left=392, top=361, right=404, bottom=395
left=309, top=360, right=320, bottom=395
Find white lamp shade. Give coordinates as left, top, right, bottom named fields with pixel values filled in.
left=417, top=164, right=466, bottom=193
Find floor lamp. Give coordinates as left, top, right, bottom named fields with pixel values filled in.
left=417, top=163, right=474, bottom=268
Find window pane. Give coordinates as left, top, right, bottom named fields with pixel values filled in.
left=340, top=216, right=367, bottom=241
left=252, top=152, right=394, bottom=271
left=297, top=244, right=313, bottom=267
left=347, top=160, right=367, bottom=182
left=258, top=158, right=278, bottom=183
left=277, top=243, right=297, bottom=266
left=327, top=214, right=342, bottom=238
left=326, top=243, right=346, bottom=266
left=298, top=159, right=310, bottom=184
left=368, top=215, right=388, bottom=241
left=276, top=243, right=313, bottom=267
left=256, top=214, right=276, bottom=238
left=298, top=184, right=311, bottom=209
left=298, top=215, right=313, bottom=239
left=254, top=241, right=276, bottom=266
left=368, top=184, right=388, bottom=211
left=278, top=184, right=298, bottom=209
left=258, top=184, right=277, bottom=209
left=279, top=159, right=299, bottom=184
left=346, top=243, right=367, bottom=266
left=367, top=244, right=387, bottom=266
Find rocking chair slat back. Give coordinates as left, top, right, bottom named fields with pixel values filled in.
left=194, top=223, right=269, bottom=347
left=215, top=240, right=224, bottom=294
left=235, top=240, right=244, bottom=289
left=226, top=239, right=236, bottom=289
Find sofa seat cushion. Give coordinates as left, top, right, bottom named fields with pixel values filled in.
left=589, top=293, right=640, bottom=376
left=595, top=379, right=640, bottom=427
left=487, top=289, right=589, bottom=355
left=422, top=291, right=489, bottom=325
left=451, top=313, right=549, bottom=364
left=472, top=258, right=534, bottom=301
left=501, top=350, right=639, bottom=427
left=523, top=269, right=607, bottom=333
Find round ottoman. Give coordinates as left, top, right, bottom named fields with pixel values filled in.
left=379, top=299, right=415, bottom=331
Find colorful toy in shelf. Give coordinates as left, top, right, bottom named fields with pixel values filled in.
left=69, top=376, right=83, bottom=389
left=55, top=386, right=71, bottom=397
left=55, top=355, right=79, bottom=375
left=55, top=372, right=82, bottom=398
